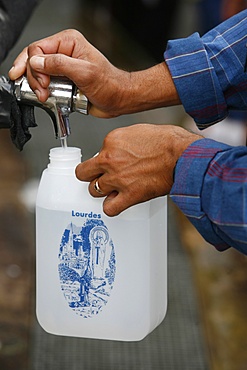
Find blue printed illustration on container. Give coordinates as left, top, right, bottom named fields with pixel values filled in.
left=58, top=218, right=116, bottom=318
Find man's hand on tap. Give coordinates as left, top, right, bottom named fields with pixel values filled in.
left=75, top=123, right=202, bottom=216
left=8, top=29, right=180, bottom=118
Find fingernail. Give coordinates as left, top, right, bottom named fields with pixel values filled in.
left=9, top=66, right=15, bottom=74
left=30, top=56, right=45, bottom=70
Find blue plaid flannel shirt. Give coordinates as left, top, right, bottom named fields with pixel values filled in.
left=164, top=10, right=247, bottom=255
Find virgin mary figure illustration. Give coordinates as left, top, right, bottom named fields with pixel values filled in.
left=90, top=226, right=109, bottom=280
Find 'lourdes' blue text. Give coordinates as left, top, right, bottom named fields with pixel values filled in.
left=72, top=210, right=101, bottom=219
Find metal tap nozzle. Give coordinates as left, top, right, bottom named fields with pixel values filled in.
left=14, top=76, right=88, bottom=139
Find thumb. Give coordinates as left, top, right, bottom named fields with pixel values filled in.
left=29, top=54, right=82, bottom=80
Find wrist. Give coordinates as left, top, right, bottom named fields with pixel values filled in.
left=171, top=127, right=203, bottom=159
left=168, top=126, right=203, bottom=185
left=119, top=62, right=181, bottom=115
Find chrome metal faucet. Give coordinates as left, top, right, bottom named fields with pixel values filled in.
left=14, top=75, right=88, bottom=139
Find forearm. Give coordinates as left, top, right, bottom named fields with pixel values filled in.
left=171, top=139, right=247, bottom=255
left=81, top=61, right=181, bottom=117
left=124, top=62, right=181, bottom=114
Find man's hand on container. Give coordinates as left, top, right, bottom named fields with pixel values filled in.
left=75, top=123, right=202, bottom=216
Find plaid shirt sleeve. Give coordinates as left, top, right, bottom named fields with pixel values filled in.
left=165, top=10, right=247, bottom=255
left=170, top=139, right=247, bottom=255
left=164, top=10, right=247, bottom=128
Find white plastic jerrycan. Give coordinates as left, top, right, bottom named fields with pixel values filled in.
left=36, top=147, right=167, bottom=341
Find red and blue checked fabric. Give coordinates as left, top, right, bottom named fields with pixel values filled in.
left=171, top=139, right=247, bottom=255
left=164, top=10, right=247, bottom=128
left=166, top=10, right=247, bottom=255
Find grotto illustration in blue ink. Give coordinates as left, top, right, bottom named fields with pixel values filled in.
left=58, top=219, right=116, bottom=318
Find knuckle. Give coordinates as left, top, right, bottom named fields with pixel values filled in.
left=52, top=54, right=64, bottom=68
left=61, top=29, right=84, bottom=47
left=98, top=150, right=114, bottom=171
left=62, top=29, right=77, bottom=42
left=27, top=40, right=41, bottom=56
left=103, top=129, right=123, bottom=150
left=65, top=28, right=81, bottom=38
left=107, top=127, right=124, bottom=140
